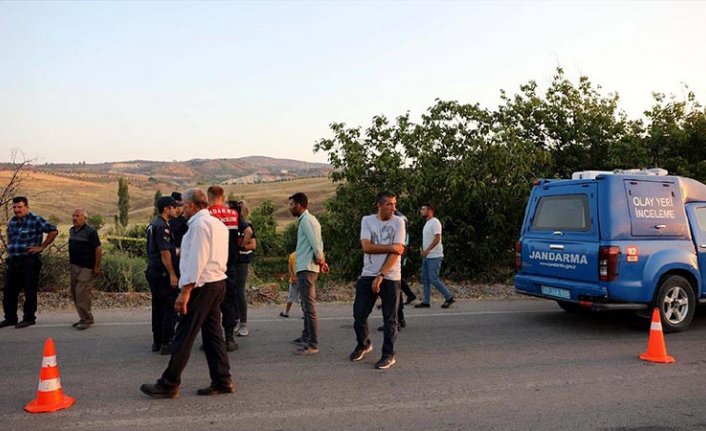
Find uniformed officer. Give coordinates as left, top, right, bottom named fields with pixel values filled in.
left=169, top=191, right=188, bottom=254
left=146, top=196, right=180, bottom=354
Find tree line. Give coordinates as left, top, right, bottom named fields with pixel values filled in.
left=313, top=68, right=706, bottom=281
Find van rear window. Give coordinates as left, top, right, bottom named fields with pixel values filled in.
left=532, top=195, right=590, bottom=231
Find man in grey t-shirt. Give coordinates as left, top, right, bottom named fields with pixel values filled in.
left=349, top=191, right=406, bottom=370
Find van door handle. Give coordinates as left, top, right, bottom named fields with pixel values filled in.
left=700, top=244, right=706, bottom=249
left=549, top=244, right=565, bottom=250
left=654, top=225, right=666, bottom=230
left=553, top=231, right=563, bottom=236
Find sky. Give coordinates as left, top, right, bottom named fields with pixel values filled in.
left=1, top=1, right=705, bottom=165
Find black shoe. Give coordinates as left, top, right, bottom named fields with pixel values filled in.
left=294, top=346, right=319, bottom=355
left=279, top=311, right=289, bottom=318
left=152, top=343, right=161, bottom=352
left=349, top=343, right=373, bottom=362
left=404, top=295, right=417, bottom=305
left=0, top=319, right=17, bottom=328
left=197, top=382, right=235, bottom=396
left=291, top=337, right=308, bottom=346
left=414, top=303, right=430, bottom=308
left=226, top=338, right=239, bottom=352
left=160, top=343, right=173, bottom=355
left=140, top=383, right=179, bottom=399
left=441, top=297, right=456, bottom=308
left=399, top=319, right=406, bottom=328
left=15, top=320, right=36, bottom=328
left=374, top=356, right=396, bottom=370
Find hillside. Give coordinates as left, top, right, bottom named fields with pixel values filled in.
left=0, top=169, right=337, bottom=227
left=13, top=156, right=332, bottom=187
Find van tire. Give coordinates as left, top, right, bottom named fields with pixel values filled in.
left=654, top=275, right=696, bottom=333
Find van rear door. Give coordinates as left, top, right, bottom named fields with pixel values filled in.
left=520, top=182, right=599, bottom=284
left=686, top=203, right=706, bottom=297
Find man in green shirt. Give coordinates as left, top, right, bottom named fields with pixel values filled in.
left=288, top=192, right=329, bottom=355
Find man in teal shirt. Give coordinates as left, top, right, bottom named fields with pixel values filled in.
left=288, top=192, right=329, bottom=355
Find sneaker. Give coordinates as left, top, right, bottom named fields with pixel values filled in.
left=349, top=343, right=373, bottom=362
left=441, top=297, right=456, bottom=308
left=0, top=320, right=18, bottom=328
left=15, top=320, right=36, bottom=328
left=291, top=337, right=308, bottom=346
left=279, top=312, right=289, bottom=318
left=75, top=322, right=90, bottom=330
left=140, top=383, right=179, bottom=399
left=414, top=303, right=430, bottom=308
left=404, top=294, right=417, bottom=305
left=196, top=382, right=235, bottom=396
left=237, top=325, right=249, bottom=337
left=293, top=346, right=319, bottom=355
left=160, top=343, right=173, bottom=355
left=374, top=356, right=396, bottom=370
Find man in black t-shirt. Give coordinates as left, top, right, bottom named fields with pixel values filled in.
left=146, top=196, right=179, bottom=354
left=68, top=208, right=102, bottom=330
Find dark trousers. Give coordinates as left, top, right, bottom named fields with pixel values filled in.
left=221, top=262, right=238, bottom=330
left=354, top=277, right=400, bottom=358
left=297, top=270, right=319, bottom=348
left=3, top=255, right=41, bottom=323
left=233, top=262, right=249, bottom=324
left=146, top=272, right=179, bottom=346
left=159, top=280, right=231, bottom=387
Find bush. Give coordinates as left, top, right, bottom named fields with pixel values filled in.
left=98, top=251, right=148, bottom=292
left=38, top=249, right=70, bottom=291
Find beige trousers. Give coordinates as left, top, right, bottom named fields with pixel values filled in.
left=70, top=264, right=95, bottom=323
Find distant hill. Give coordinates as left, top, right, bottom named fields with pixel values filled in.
left=11, top=156, right=332, bottom=186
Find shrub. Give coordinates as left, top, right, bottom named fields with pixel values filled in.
left=98, top=251, right=148, bottom=292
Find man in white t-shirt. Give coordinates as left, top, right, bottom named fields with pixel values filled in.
left=414, top=203, right=455, bottom=309
left=349, top=191, right=406, bottom=370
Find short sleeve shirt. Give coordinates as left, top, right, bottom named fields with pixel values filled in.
left=237, top=219, right=256, bottom=264
left=7, top=212, right=57, bottom=257
left=422, top=217, right=444, bottom=258
left=169, top=215, right=188, bottom=248
left=146, top=216, right=176, bottom=274
left=360, top=214, right=406, bottom=280
left=68, top=224, right=101, bottom=269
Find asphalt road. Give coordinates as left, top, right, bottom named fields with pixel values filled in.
left=1, top=299, right=706, bottom=431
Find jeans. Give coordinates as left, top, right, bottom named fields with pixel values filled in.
left=297, top=270, right=319, bottom=348
left=233, top=262, right=249, bottom=324
left=146, top=271, right=179, bottom=346
left=160, top=280, right=231, bottom=387
left=354, top=277, right=400, bottom=358
left=221, top=262, right=238, bottom=329
left=3, top=255, right=41, bottom=323
left=422, top=257, right=452, bottom=304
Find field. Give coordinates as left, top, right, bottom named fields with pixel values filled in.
left=0, top=169, right=337, bottom=228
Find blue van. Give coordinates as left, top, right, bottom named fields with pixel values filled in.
left=514, top=169, right=706, bottom=332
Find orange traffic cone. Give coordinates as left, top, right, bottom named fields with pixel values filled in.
left=639, top=308, right=675, bottom=364
left=25, top=338, right=75, bottom=413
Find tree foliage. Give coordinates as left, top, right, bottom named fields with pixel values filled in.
left=117, top=177, right=130, bottom=227
left=315, top=68, right=706, bottom=281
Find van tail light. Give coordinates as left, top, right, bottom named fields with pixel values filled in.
left=599, top=246, right=620, bottom=281
left=515, top=241, right=522, bottom=271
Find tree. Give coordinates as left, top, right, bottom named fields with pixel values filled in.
left=250, top=200, right=281, bottom=257
left=152, top=190, right=163, bottom=217
left=117, top=177, right=130, bottom=227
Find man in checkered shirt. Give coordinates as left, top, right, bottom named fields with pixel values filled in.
left=1, top=196, right=58, bottom=328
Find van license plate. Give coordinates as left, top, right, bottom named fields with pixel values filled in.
left=541, top=286, right=571, bottom=299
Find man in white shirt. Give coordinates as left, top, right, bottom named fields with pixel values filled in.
left=349, top=191, right=405, bottom=370
left=141, top=188, right=234, bottom=399
left=415, top=203, right=455, bottom=309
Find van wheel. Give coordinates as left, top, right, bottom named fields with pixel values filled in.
left=654, top=275, right=695, bottom=333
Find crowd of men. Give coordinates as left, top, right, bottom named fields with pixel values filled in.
left=1, top=188, right=455, bottom=397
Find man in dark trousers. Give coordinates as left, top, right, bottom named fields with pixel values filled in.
left=145, top=196, right=179, bottom=354
left=1, top=196, right=58, bottom=328
left=350, top=191, right=405, bottom=370
left=140, top=188, right=234, bottom=398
